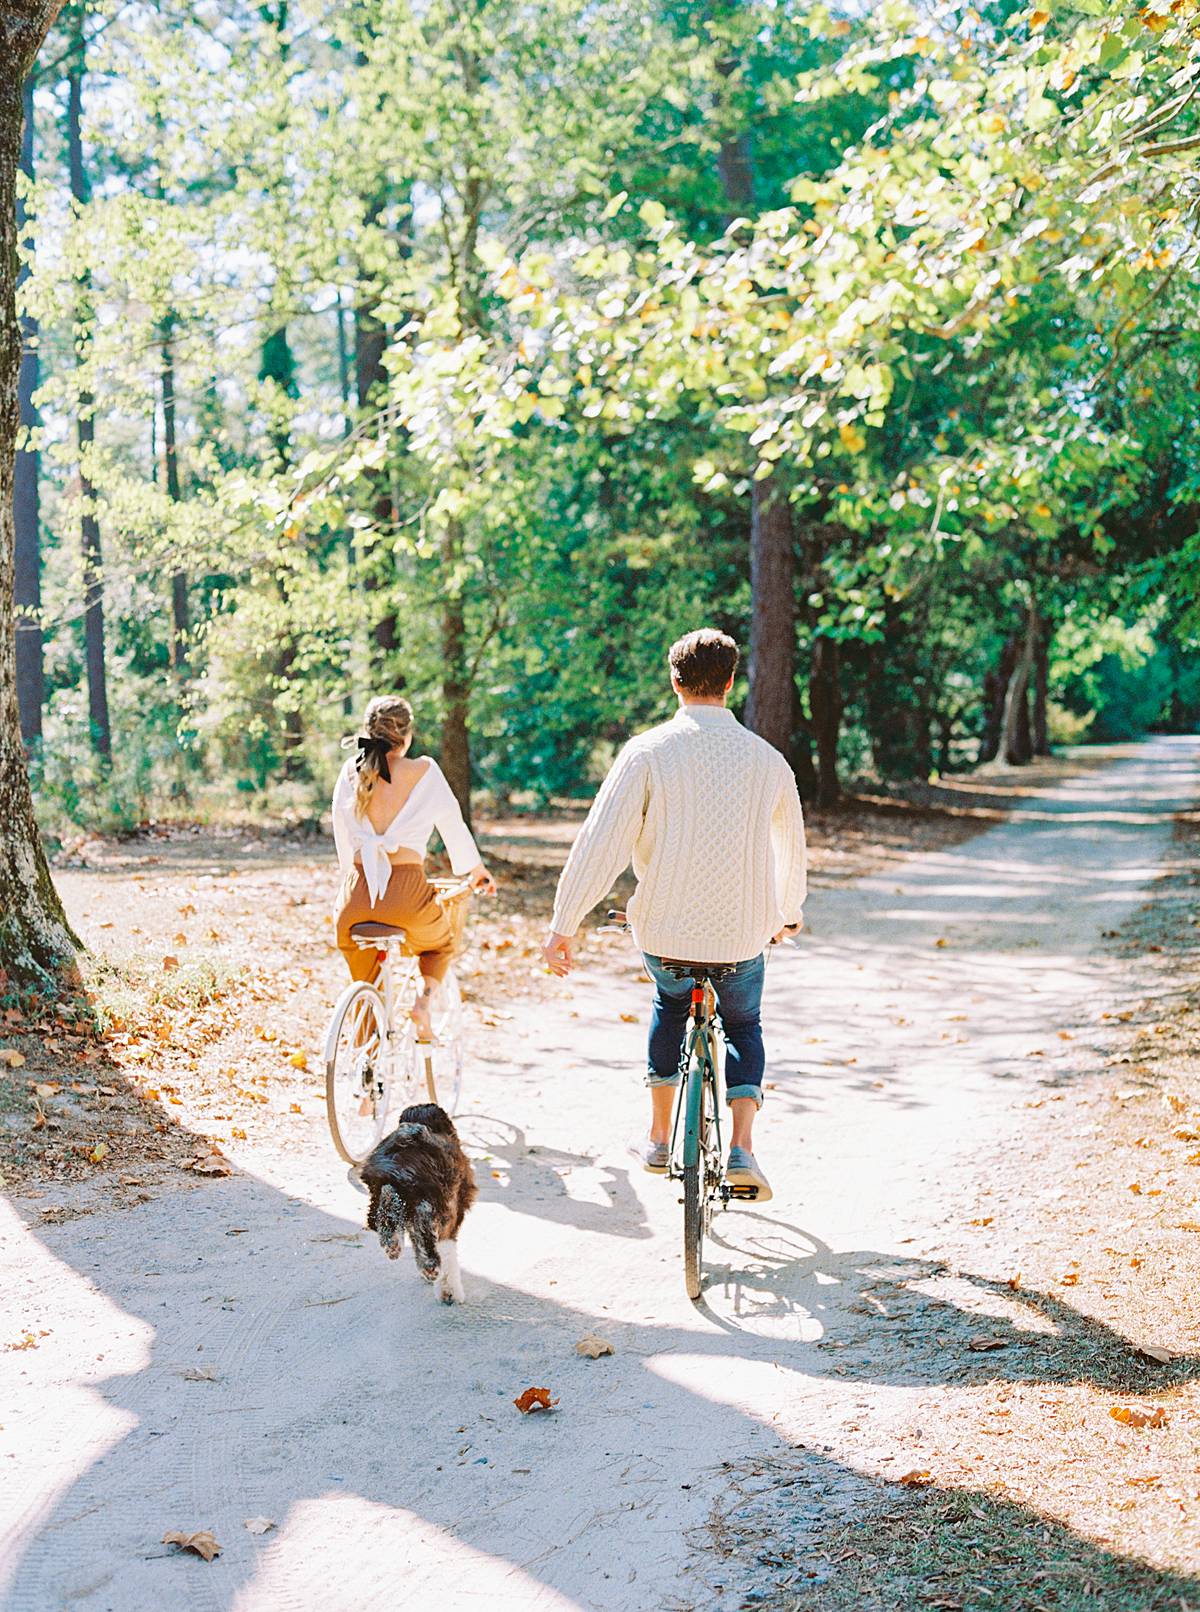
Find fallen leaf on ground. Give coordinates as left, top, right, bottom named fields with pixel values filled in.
left=88, top=1142, right=108, bottom=1165
left=34, top=1082, right=60, bottom=1098
left=186, top=1150, right=232, bottom=1177
left=969, top=1217, right=993, bottom=1227
left=244, top=1517, right=275, bottom=1535
left=1110, top=1406, right=1169, bottom=1429
left=0, top=1049, right=26, bottom=1068
left=162, top=956, right=179, bottom=972
left=288, top=1051, right=308, bottom=1070
left=898, top=1469, right=933, bottom=1487
left=1060, top=1272, right=1079, bottom=1286
left=575, top=1333, right=614, bottom=1359
left=1006, top=1272, right=1022, bottom=1291
left=967, top=1336, right=1008, bottom=1352
left=1137, top=1345, right=1180, bottom=1365
left=162, top=1529, right=221, bottom=1561
left=514, top=1387, right=559, bottom=1414
left=619, top=1013, right=638, bottom=1023
left=182, top=1365, right=218, bottom=1381
left=1127, top=1475, right=1161, bottom=1486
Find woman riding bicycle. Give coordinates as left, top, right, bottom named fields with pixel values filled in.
left=332, top=696, right=495, bottom=1037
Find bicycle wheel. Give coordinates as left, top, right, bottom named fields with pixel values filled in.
left=681, top=1051, right=712, bottom=1301
left=398, top=966, right=465, bottom=1114
left=324, top=981, right=390, bottom=1166
left=427, top=966, right=465, bottom=1115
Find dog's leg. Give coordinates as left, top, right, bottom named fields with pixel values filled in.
left=435, top=1239, right=465, bottom=1306
left=409, top=1201, right=440, bottom=1283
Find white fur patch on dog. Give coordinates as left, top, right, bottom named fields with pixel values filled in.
left=435, top=1239, right=465, bottom=1305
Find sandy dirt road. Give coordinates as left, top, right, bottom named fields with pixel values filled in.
left=2, top=737, right=1198, bottom=1612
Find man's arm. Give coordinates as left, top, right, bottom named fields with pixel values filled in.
left=771, top=764, right=808, bottom=930
left=543, top=743, right=648, bottom=975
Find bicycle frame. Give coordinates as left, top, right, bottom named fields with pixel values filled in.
left=666, top=981, right=726, bottom=1196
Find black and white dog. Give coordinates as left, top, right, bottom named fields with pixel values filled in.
left=360, top=1104, right=476, bottom=1305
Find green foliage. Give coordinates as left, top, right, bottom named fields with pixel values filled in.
left=18, top=0, right=1200, bottom=820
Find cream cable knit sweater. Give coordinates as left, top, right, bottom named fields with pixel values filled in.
left=550, top=705, right=807, bottom=963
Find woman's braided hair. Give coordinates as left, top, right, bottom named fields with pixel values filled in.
left=352, top=695, right=414, bottom=818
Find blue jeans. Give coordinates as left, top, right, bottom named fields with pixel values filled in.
left=642, top=952, right=766, bottom=1108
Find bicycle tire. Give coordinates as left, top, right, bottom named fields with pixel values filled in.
left=324, top=981, right=390, bottom=1166
left=428, top=965, right=465, bottom=1115
left=681, top=1050, right=710, bottom=1301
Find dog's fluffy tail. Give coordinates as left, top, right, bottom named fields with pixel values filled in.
left=409, top=1200, right=440, bottom=1282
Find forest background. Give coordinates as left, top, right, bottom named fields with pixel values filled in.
left=5, top=0, right=1200, bottom=983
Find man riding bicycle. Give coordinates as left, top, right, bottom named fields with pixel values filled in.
left=541, top=628, right=806, bottom=1203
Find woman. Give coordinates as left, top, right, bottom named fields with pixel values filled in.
left=332, top=695, right=495, bottom=1036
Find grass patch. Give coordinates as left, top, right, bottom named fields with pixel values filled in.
left=803, top=1487, right=1200, bottom=1611
left=81, top=952, right=247, bottom=1036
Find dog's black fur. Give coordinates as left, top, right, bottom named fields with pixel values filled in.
left=360, top=1104, right=476, bottom=1302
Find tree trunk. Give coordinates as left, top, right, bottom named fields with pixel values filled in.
left=354, top=260, right=399, bottom=661
left=14, top=70, right=41, bottom=746
left=1032, top=618, right=1050, bottom=756
left=809, top=635, right=842, bottom=807
left=710, top=31, right=799, bottom=771
left=67, top=26, right=110, bottom=758
left=439, top=518, right=471, bottom=823
left=743, top=477, right=795, bottom=754
left=999, top=600, right=1039, bottom=767
left=1, top=0, right=78, bottom=984
left=160, top=313, right=189, bottom=675
left=979, top=634, right=1019, bottom=763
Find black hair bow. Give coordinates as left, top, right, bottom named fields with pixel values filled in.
left=356, top=735, right=392, bottom=783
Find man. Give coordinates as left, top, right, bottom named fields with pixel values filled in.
left=542, top=628, right=806, bottom=1203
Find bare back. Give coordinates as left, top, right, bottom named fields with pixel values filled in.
left=363, top=755, right=433, bottom=836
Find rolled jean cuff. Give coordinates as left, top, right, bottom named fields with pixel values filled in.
left=645, top=1067, right=683, bottom=1089
left=726, top=1082, right=764, bottom=1109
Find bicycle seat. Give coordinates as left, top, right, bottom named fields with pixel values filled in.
left=349, top=921, right=408, bottom=942
left=659, top=958, right=737, bottom=983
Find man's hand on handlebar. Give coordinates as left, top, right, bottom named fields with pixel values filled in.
left=542, top=931, right=574, bottom=977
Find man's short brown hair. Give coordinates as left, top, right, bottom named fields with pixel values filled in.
left=668, top=628, right=740, bottom=697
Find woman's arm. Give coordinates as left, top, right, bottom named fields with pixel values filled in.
left=430, top=765, right=490, bottom=882
left=331, top=760, right=357, bottom=875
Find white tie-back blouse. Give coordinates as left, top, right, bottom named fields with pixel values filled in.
left=331, top=756, right=481, bottom=906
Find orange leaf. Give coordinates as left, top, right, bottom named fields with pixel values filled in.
left=513, top=1386, right=559, bottom=1414
left=288, top=1051, right=308, bottom=1070
left=1029, top=8, right=1050, bottom=27
left=898, top=1469, right=933, bottom=1487
left=162, top=956, right=179, bottom=972
left=1110, top=1405, right=1169, bottom=1429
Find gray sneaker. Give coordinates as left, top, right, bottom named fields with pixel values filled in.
left=632, top=1137, right=669, bottom=1174
left=726, top=1147, right=773, bottom=1204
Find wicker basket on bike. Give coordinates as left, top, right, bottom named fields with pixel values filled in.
left=427, top=877, right=472, bottom=959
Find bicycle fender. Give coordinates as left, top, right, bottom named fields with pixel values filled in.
left=682, top=1057, right=705, bottom=1170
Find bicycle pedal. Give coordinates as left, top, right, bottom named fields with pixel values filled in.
left=729, top=1184, right=760, bottom=1200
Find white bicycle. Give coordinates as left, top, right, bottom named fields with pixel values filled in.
left=323, top=877, right=468, bottom=1166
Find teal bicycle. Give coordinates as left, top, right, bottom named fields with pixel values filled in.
left=606, top=912, right=758, bottom=1300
